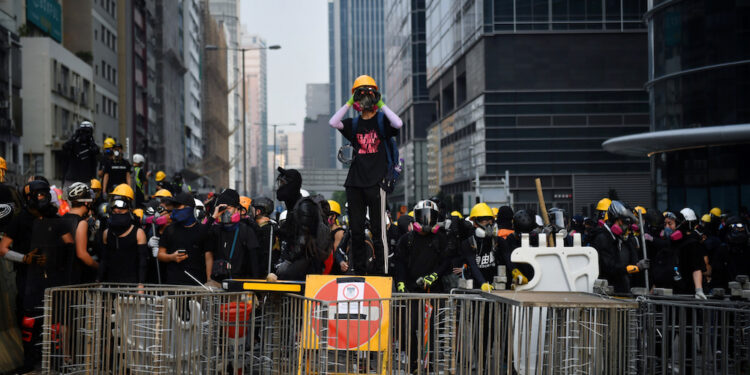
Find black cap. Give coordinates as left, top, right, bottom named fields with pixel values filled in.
left=165, top=192, right=195, bottom=207
left=216, top=189, right=240, bottom=207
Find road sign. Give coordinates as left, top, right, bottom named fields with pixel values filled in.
left=303, top=275, right=392, bottom=351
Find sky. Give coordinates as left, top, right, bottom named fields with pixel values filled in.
left=239, top=0, right=329, bottom=133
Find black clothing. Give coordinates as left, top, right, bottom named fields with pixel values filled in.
left=712, top=241, right=750, bottom=290
left=275, top=202, right=331, bottom=280
left=0, top=182, right=22, bottom=231
left=211, top=223, right=261, bottom=280
left=254, top=221, right=278, bottom=276
left=24, top=218, right=71, bottom=309
left=590, top=225, right=637, bottom=294
left=672, top=232, right=707, bottom=294
left=459, top=236, right=499, bottom=286
left=62, top=137, right=99, bottom=184
left=159, top=222, right=213, bottom=285
left=103, top=158, right=132, bottom=190
left=346, top=185, right=386, bottom=275
left=61, top=213, right=97, bottom=284
left=649, top=236, right=675, bottom=289
left=395, top=231, right=449, bottom=292
left=99, top=226, right=147, bottom=283
left=339, top=114, right=398, bottom=188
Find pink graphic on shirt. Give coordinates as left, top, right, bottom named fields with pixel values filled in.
left=357, top=130, right=381, bottom=154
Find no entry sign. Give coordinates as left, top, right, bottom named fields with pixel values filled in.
left=303, top=275, right=392, bottom=351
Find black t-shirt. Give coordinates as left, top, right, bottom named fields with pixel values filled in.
left=63, top=139, right=99, bottom=182
left=4, top=209, right=36, bottom=255
left=104, top=158, right=132, bottom=188
left=339, top=113, right=398, bottom=188
left=159, top=223, right=213, bottom=285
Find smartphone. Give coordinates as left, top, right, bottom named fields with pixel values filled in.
left=176, top=249, right=187, bottom=255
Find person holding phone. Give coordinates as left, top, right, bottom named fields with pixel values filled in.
left=157, top=192, right=214, bottom=285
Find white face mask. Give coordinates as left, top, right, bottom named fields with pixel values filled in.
left=475, top=223, right=497, bottom=239
left=114, top=150, right=120, bottom=157
left=475, top=227, right=487, bottom=238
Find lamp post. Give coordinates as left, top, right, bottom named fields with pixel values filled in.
left=206, top=43, right=280, bottom=194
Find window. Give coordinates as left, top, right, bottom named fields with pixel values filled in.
left=24, top=153, right=44, bottom=175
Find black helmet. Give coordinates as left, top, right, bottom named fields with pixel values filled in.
left=513, top=210, right=535, bottom=233
left=293, top=198, right=321, bottom=232
left=414, top=200, right=439, bottom=228
left=23, top=180, right=53, bottom=213
left=607, top=200, right=633, bottom=223
left=725, top=216, right=749, bottom=245
left=251, top=197, right=274, bottom=217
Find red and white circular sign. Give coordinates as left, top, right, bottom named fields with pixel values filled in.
left=311, top=278, right=383, bottom=350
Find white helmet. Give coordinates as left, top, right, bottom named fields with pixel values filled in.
left=79, top=121, right=94, bottom=129
left=535, top=215, right=544, bottom=227
left=680, top=207, right=697, bottom=222
left=194, top=198, right=206, bottom=221
left=279, top=210, right=288, bottom=223
left=133, top=154, right=145, bottom=164
left=66, top=182, right=93, bottom=203
left=300, top=189, right=310, bottom=197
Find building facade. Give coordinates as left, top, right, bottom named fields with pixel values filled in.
left=328, top=0, right=386, bottom=169
left=604, top=0, right=750, bottom=214
left=62, top=0, right=119, bottom=145
left=200, top=3, right=229, bottom=189
left=384, top=0, right=434, bottom=208
left=240, top=32, right=267, bottom=195
left=0, top=22, right=23, bottom=186
left=425, top=0, right=651, bottom=216
left=303, top=83, right=332, bottom=170
left=208, top=0, right=241, bottom=191
left=21, top=37, right=94, bottom=184
left=183, top=0, right=203, bottom=172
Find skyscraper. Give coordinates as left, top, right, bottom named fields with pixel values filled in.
left=183, top=0, right=203, bottom=172
left=328, top=0, right=386, bottom=169
left=425, top=0, right=651, bottom=215
left=240, top=32, right=268, bottom=195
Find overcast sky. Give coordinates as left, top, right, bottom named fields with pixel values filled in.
left=239, top=0, right=329, bottom=133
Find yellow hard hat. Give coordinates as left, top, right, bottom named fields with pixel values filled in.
left=710, top=207, right=721, bottom=217
left=492, top=207, right=499, bottom=216
left=351, top=75, right=378, bottom=93
left=451, top=210, right=463, bottom=219
left=596, top=198, right=612, bottom=211
left=110, top=184, right=134, bottom=200
left=634, top=206, right=646, bottom=215
left=408, top=211, right=414, bottom=218
left=701, top=214, right=711, bottom=223
left=153, top=189, right=172, bottom=198
left=103, top=137, right=115, bottom=149
left=155, top=171, right=166, bottom=182
left=328, top=200, right=341, bottom=215
left=0, top=156, right=6, bottom=170
left=239, top=196, right=252, bottom=212
left=470, top=203, right=494, bottom=219
left=90, top=178, right=102, bottom=190
left=133, top=208, right=144, bottom=220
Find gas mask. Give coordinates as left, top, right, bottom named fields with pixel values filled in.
left=475, top=223, right=497, bottom=239
left=219, top=209, right=241, bottom=225
left=352, top=86, right=381, bottom=112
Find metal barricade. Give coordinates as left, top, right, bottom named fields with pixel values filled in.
left=42, top=284, right=253, bottom=374
left=636, top=295, right=750, bottom=375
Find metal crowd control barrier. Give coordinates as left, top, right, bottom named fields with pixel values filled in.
left=41, top=283, right=750, bottom=374
left=636, top=295, right=750, bottom=375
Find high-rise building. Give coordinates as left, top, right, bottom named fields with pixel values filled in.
left=285, top=131, right=303, bottom=169
left=21, top=37, right=95, bottom=184
left=240, top=32, right=267, bottom=196
left=604, top=0, right=750, bottom=213
left=303, top=84, right=332, bottom=169
left=0, top=4, right=23, bottom=186
left=62, top=0, right=119, bottom=146
left=208, top=0, right=241, bottom=191
left=152, top=0, right=187, bottom=177
left=200, top=2, right=229, bottom=189
left=183, top=0, right=203, bottom=173
left=328, top=0, right=386, bottom=169
left=425, top=0, right=651, bottom=215
left=384, top=0, right=435, bottom=208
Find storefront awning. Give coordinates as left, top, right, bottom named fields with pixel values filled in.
left=602, top=124, right=750, bottom=157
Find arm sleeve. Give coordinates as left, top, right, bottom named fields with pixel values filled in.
left=460, top=242, right=487, bottom=285
left=329, top=104, right=350, bottom=129
left=137, top=244, right=148, bottom=283
left=380, top=105, right=403, bottom=129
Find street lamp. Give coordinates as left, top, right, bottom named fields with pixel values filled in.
left=205, top=43, right=281, bottom=194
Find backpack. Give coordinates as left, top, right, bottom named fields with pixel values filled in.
left=352, top=111, right=401, bottom=193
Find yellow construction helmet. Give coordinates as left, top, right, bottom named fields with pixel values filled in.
left=110, top=184, right=134, bottom=201
left=596, top=198, right=612, bottom=211
left=328, top=200, right=342, bottom=215
left=133, top=208, right=144, bottom=220
left=701, top=214, right=711, bottom=223
left=90, top=178, right=102, bottom=190
left=634, top=206, right=646, bottom=215
left=470, top=203, right=494, bottom=219
left=0, top=156, right=6, bottom=170
left=451, top=210, right=463, bottom=219
left=351, top=75, right=378, bottom=93
left=492, top=207, right=499, bottom=216
left=239, top=196, right=252, bottom=212
left=103, top=137, right=115, bottom=149
left=710, top=207, right=721, bottom=217
left=153, top=189, right=172, bottom=198
left=155, top=171, right=166, bottom=182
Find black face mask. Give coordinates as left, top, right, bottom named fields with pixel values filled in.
left=109, top=213, right=132, bottom=234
